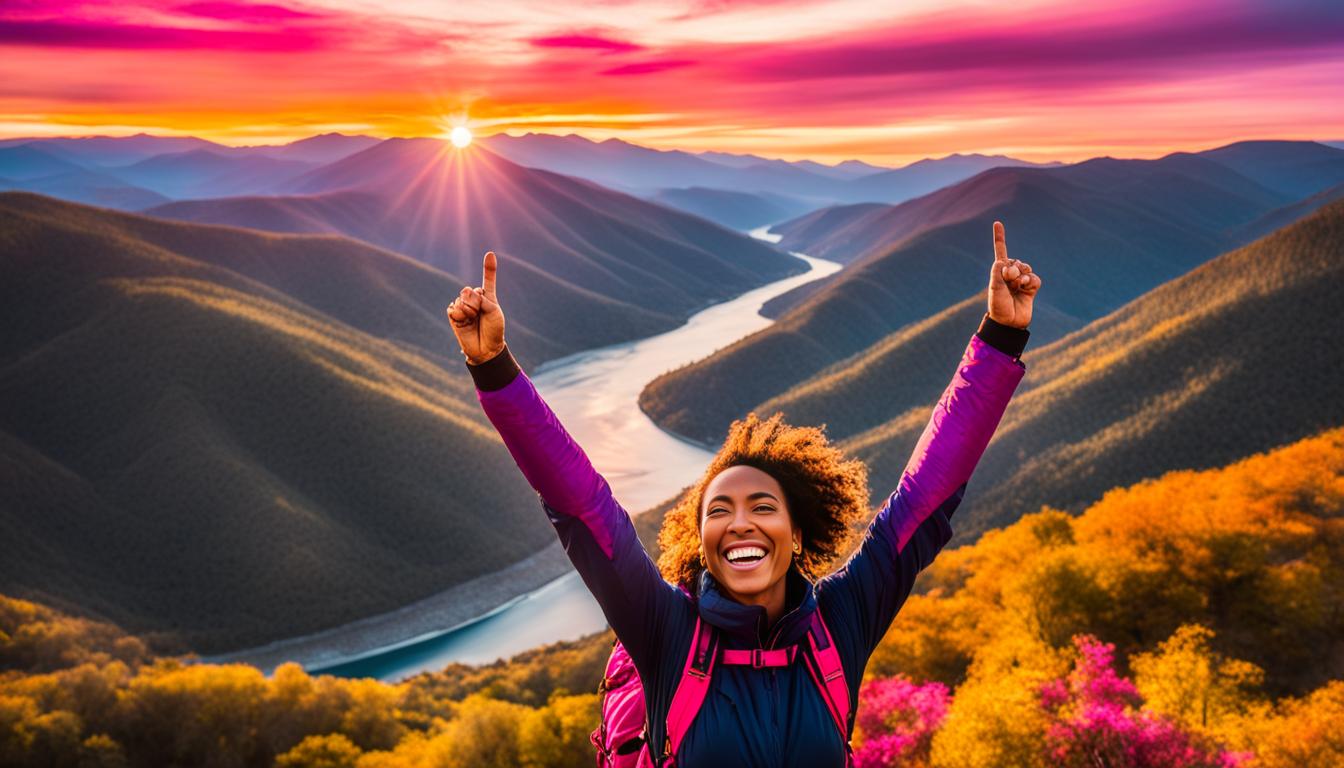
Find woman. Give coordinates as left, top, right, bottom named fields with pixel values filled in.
left=446, top=221, right=1040, bottom=767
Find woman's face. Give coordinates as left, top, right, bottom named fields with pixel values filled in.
left=700, top=465, right=798, bottom=605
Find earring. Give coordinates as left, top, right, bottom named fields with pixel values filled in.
left=793, top=541, right=801, bottom=554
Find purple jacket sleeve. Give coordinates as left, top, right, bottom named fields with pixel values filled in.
left=816, top=331, right=1024, bottom=673
left=473, top=357, right=688, bottom=676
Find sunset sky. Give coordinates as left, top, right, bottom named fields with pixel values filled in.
left=1, top=0, right=1341, bottom=165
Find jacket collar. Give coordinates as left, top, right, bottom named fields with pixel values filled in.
left=696, top=565, right=817, bottom=649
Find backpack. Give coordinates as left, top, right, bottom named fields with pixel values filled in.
left=590, top=608, right=853, bottom=767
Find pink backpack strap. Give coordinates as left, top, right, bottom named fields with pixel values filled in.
left=803, top=612, right=852, bottom=743
left=663, top=615, right=717, bottom=763
left=720, top=646, right=798, bottom=667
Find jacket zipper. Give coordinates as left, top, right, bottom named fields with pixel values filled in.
left=766, top=601, right=805, bottom=649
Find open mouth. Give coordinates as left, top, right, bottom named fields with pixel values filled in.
left=723, top=544, right=769, bottom=570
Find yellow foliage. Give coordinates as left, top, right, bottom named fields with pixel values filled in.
left=276, top=733, right=363, bottom=768
left=874, top=427, right=1344, bottom=694
left=518, top=694, right=602, bottom=768
left=1132, top=624, right=1264, bottom=739
left=431, top=693, right=529, bottom=768
left=0, top=595, right=149, bottom=673
left=0, top=597, right=614, bottom=768
left=930, top=627, right=1066, bottom=768
left=3, top=428, right=1344, bottom=767
left=79, top=732, right=128, bottom=768
left=338, top=678, right=407, bottom=751
left=1224, top=681, right=1344, bottom=768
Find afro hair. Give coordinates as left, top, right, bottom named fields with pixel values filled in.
left=656, top=412, right=870, bottom=591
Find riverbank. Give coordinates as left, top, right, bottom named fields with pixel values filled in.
left=200, top=540, right=575, bottom=674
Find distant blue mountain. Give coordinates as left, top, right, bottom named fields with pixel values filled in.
left=480, top=133, right=1055, bottom=212
left=0, top=133, right=379, bottom=205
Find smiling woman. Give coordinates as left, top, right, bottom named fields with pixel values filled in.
left=701, top=464, right=804, bottom=616
left=446, top=223, right=1041, bottom=767
left=673, top=418, right=867, bottom=628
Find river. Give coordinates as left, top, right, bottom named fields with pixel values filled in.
left=311, top=230, right=839, bottom=681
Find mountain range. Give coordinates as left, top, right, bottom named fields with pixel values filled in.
left=481, top=132, right=1054, bottom=227
left=145, top=138, right=806, bottom=357
left=4, top=129, right=1342, bottom=660
left=640, top=141, right=1344, bottom=445
left=1, top=131, right=1056, bottom=234
left=0, top=133, right=379, bottom=208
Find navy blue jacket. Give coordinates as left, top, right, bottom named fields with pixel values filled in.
left=469, top=321, right=1027, bottom=767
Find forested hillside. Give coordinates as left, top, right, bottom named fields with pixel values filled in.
left=4, top=425, right=1340, bottom=767
left=850, top=197, right=1344, bottom=537
left=0, top=193, right=556, bottom=653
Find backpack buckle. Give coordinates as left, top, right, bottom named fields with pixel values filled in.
left=751, top=649, right=764, bottom=668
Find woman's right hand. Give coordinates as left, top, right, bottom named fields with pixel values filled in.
left=447, top=251, right=506, bottom=365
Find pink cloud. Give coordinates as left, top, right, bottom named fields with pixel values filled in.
left=0, top=0, right=463, bottom=57
left=705, top=2, right=1344, bottom=83
left=530, top=33, right=642, bottom=53
left=0, top=18, right=328, bottom=50
left=173, top=1, right=320, bottom=22
left=601, top=58, right=695, bottom=75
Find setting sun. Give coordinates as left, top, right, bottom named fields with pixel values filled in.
left=450, top=126, right=472, bottom=148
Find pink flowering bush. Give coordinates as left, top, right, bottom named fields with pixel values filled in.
left=853, top=676, right=950, bottom=768
left=1039, top=635, right=1252, bottom=768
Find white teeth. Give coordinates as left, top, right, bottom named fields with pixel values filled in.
left=725, top=546, right=767, bottom=562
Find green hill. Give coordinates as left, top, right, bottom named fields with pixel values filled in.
left=846, top=198, right=1344, bottom=538
left=0, top=193, right=557, bottom=654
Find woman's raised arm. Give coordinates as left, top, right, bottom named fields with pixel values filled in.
left=448, top=252, right=688, bottom=676
left=816, top=221, right=1040, bottom=679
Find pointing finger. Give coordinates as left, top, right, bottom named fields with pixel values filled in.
left=482, top=251, right=497, bottom=302
left=993, top=221, right=1008, bottom=264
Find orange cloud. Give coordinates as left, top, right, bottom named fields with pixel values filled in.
left=1, top=0, right=1340, bottom=164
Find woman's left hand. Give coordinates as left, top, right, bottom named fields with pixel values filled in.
left=987, top=220, right=1041, bottom=329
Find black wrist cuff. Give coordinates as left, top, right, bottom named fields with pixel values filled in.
left=976, top=314, right=1030, bottom=359
left=466, top=345, right=521, bottom=391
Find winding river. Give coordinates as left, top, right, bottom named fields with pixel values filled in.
left=312, top=230, right=840, bottom=681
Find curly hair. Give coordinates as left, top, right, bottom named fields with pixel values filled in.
left=656, top=412, right=870, bottom=591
